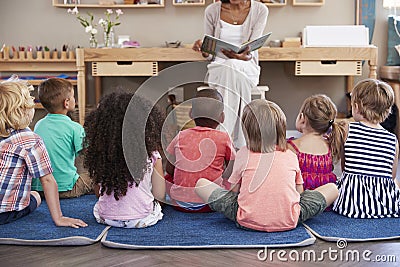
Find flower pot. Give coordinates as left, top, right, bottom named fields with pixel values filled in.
left=124, top=0, right=134, bottom=4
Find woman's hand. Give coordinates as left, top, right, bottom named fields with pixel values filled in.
left=221, top=46, right=252, bottom=61
left=192, top=39, right=209, bottom=58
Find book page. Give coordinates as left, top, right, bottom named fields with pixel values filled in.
left=201, top=32, right=272, bottom=56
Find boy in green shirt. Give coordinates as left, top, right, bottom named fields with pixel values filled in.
left=31, top=78, right=92, bottom=198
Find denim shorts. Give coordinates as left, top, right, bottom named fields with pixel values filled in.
left=0, top=194, right=38, bottom=225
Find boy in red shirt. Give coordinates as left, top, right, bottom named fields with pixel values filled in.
left=166, top=89, right=235, bottom=212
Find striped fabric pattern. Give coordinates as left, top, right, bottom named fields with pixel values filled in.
left=0, top=128, right=52, bottom=213
left=333, top=122, right=400, bottom=218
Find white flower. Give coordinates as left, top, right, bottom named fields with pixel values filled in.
left=91, top=28, right=98, bottom=35
left=98, top=18, right=106, bottom=26
left=116, top=9, right=123, bottom=16
left=85, top=25, right=93, bottom=33
left=106, top=9, right=113, bottom=14
left=67, top=6, right=79, bottom=15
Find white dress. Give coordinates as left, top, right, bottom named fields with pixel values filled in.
left=206, top=20, right=260, bottom=149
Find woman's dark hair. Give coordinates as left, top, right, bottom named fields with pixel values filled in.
left=220, top=0, right=230, bottom=3
left=83, top=92, right=164, bottom=200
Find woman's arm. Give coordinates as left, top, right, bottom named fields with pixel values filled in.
left=249, top=3, right=269, bottom=41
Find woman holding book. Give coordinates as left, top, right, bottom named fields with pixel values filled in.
left=193, top=0, right=268, bottom=149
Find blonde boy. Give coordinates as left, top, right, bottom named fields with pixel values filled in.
left=0, top=79, right=86, bottom=227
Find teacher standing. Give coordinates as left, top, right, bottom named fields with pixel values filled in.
left=193, top=0, right=268, bottom=149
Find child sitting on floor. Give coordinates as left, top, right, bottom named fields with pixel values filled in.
left=333, top=79, right=400, bottom=218
left=287, top=94, right=346, bottom=191
left=165, top=89, right=236, bottom=212
left=0, top=77, right=87, bottom=228
left=84, top=92, right=166, bottom=228
left=195, top=99, right=338, bottom=232
left=31, top=78, right=92, bottom=198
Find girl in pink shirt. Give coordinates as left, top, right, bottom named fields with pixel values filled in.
left=84, top=92, right=166, bottom=228
left=287, top=95, right=346, bottom=189
left=195, top=99, right=338, bottom=232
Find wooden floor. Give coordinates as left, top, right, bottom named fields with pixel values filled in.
left=0, top=238, right=398, bottom=266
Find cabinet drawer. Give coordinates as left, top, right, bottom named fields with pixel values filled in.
left=92, top=61, right=158, bottom=76
left=295, top=61, right=362, bottom=76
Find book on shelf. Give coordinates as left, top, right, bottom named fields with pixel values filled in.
left=201, top=32, right=272, bottom=56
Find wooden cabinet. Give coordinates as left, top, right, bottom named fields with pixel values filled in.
left=52, top=0, right=165, bottom=8
left=292, top=0, right=324, bottom=6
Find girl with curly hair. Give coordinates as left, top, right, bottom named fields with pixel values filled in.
left=84, top=92, right=166, bottom=228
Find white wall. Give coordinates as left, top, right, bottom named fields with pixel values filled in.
left=0, top=0, right=393, bottom=128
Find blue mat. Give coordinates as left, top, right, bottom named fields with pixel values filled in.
left=0, top=195, right=109, bottom=246
left=303, top=212, right=400, bottom=242
left=101, top=206, right=315, bottom=249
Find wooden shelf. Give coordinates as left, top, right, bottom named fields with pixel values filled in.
left=172, top=0, right=205, bottom=6
left=212, top=0, right=286, bottom=6
left=292, top=0, right=324, bottom=6
left=52, top=0, right=164, bottom=8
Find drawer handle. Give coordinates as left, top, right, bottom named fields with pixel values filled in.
left=321, top=60, right=337, bottom=65
left=117, top=61, right=133, bottom=65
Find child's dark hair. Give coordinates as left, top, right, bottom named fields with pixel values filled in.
left=38, top=78, right=73, bottom=113
left=191, top=88, right=223, bottom=129
left=84, top=92, right=164, bottom=200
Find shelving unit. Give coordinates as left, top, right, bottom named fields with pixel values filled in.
left=292, top=0, right=324, bottom=6
left=0, top=55, right=82, bottom=124
left=264, top=0, right=286, bottom=6
left=212, top=0, right=286, bottom=6
left=172, top=0, right=205, bottom=6
left=52, top=0, right=165, bottom=8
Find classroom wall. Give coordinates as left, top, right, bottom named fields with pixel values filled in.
left=0, top=0, right=393, bottom=129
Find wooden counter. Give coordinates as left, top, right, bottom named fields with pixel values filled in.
left=76, top=46, right=378, bottom=124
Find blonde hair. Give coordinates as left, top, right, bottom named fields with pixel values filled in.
left=300, top=94, right=346, bottom=162
left=242, top=99, right=287, bottom=153
left=351, top=79, right=394, bottom=124
left=0, top=80, right=35, bottom=137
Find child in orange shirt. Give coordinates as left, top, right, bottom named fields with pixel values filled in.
left=166, top=89, right=235, bottom=212
left=195, top=99, right=338, bottom=232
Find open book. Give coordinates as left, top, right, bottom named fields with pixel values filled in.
left=201, top=32, right=272, bottom=56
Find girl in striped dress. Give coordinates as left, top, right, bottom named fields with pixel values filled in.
left=333, top=79, right=400, bottom=218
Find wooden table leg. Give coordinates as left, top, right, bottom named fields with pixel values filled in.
left=76, top=48, right=86, bottom=125
left=95, top=76, right=101, bottom=105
